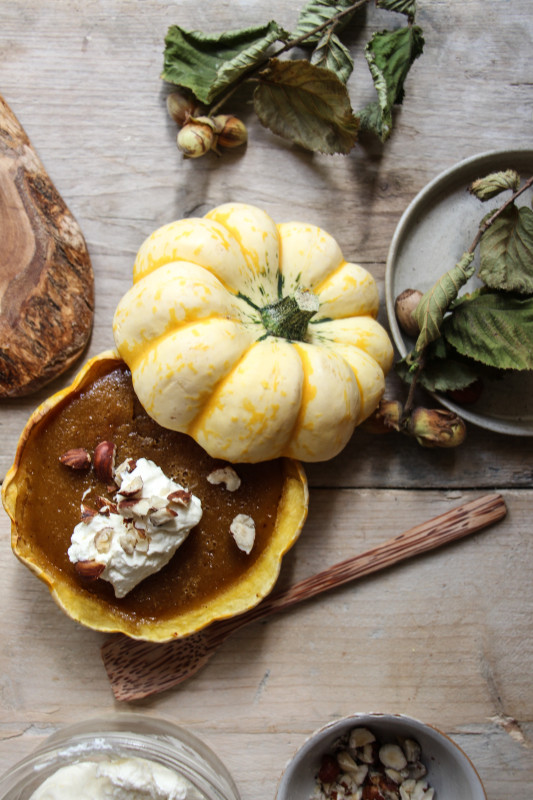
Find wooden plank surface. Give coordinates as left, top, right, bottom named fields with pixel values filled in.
left=1, top=1, right=532, bottom=799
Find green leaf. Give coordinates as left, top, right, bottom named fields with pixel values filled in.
left=161, top=22, right=288, bottom=105
left=359, top=25, right=424, bottom=141
left=253, top=58, right=359, bottom=154
left=356, top=101, right=384, bottom=138
left=478, top=204, right=533, bottom=294
left=469, top=169, right=520, bottom=201
left=413, top=252, right=476, bottom=351
left=377, top=0, right=417, bottom=18
left=396, top=341, right=481, bottom=392
left=423, top=356, right=481, bottom=393
left=311, top=30, right=354, bottom=83
left=443, top=291, right=533, bottom=370
left=293, top=0, right=358, bottom=44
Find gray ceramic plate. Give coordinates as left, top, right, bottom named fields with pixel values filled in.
left=385, top=149, right=533, bottom=436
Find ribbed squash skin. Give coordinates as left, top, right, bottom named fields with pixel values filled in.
left=113, top=203, right=393, bottom=463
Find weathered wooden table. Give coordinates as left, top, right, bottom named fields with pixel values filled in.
left=1, top=2, right=531, bottom=798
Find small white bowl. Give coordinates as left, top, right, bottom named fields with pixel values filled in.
left=276, top=712, right=486, bottom=800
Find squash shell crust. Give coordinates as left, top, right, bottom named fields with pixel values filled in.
left=1, top=350, right=309, bottom=642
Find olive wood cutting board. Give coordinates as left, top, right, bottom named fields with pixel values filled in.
left=0, top=94, right=94, bottom=397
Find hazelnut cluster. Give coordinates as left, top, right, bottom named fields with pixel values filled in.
left=365, top=399, right=467, bottom=448
left=166, top=91, right=248, bottom=158
left=313, top=727, right=435, bottom=800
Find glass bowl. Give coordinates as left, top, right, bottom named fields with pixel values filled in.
left=0, top=714, right=240, bottom=800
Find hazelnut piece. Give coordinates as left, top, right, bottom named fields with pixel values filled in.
left=94, top=528, right=113, bottom=554
left=168, top=489, right=192, bottom=506
left=93, top=441, right=116, bottom=485
left=349, top=727, right=376, bottom=749
left=59, top=448, right=91, bottom=470
left=74, top=560, right=105, bottom=580
left=230, top=514, right=255, bottom=554
left=207, top=466, right=241, bottom=492
left=80, top=503, right=98, bottom=522
left=402, top=739, right=421, bottom=764
left=379, top=743, right=407, bottom=771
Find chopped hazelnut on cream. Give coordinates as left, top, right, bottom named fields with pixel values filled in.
left=68, top=457, right=202, bottom=597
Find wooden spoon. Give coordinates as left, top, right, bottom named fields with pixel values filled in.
left=102, top=493, right=506, bottom=701
left=0, top=94, right=94, bottom=397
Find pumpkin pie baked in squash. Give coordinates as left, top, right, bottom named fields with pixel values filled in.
left=2, top=351, right=308, bottom=642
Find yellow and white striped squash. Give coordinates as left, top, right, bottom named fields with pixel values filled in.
left=113, top=203, right=393, bottom=463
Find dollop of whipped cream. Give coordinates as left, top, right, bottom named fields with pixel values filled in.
left=28, top=757, right=204, bottom=800
left=68, top=457, right=202, bottom=597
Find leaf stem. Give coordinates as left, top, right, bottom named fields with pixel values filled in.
left=274, top=0, right=371, bottom=55
left=209, top=0, right=371, bottom=115
left=403, top=357, right=424, bottom=416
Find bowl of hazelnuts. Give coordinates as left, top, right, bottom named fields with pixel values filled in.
left=275, top=712, right=486, bottom=800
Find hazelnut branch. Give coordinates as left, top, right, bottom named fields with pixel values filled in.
left=209, top=0, right=371, bottom=115
left=402, top=173, right=533, bottom=415
left=468, top=173, right=533, bottom=254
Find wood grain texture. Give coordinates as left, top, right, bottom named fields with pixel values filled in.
left=0, top=2, right=532, bottom=799
left=0, top=0, right=531, bottom=476
left=1, top=488, right=531, bottom=797
left=0, top=95, right=94, bottom=397
left=101, top=494, right=507, bottom=700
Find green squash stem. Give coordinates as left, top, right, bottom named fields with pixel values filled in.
left=260, top=289, right=320, bottom=341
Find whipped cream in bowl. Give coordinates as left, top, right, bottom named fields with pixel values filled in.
left=28, top=757, right=199, bottom=800
left=0, top=715, right=240, bottom=800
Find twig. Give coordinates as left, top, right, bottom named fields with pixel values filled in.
left=468, top=174, right=533, bottom=254
left=209, top=0, right=371, bottom=114
left=273, top=0, right=370, bottom=54
left=403, top=356, right=424, bottom=416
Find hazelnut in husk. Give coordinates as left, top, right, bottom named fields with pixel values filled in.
left=213, top=114, right=248, bottom=149
left=407, top=407, right=466, bottom=448
left=363, top=399, right=403, bottom=434
left=177, top=117, right=218, bottom=158
left=166, top=91, right=198, bottom=126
